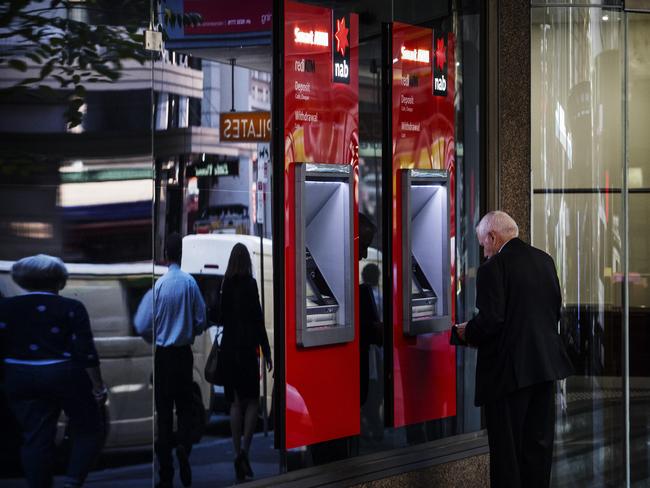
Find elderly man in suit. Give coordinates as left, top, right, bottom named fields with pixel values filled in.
left=456, top=211, right=573, bottom=488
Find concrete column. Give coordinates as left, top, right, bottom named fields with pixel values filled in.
left=486, top=0, right=531, bottom=241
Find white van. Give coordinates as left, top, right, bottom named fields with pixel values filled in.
left=181, top=234, right=274, bottom=418
left=183, top=234, right=381, bottom=421
left=0, top=261, right=164, bottom=449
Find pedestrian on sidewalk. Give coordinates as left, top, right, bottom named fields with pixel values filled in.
left=218, top=243, right=272, bottom=482
left=455, top=211, right=573, bottom=488
left=0, top=254, right=107, bottom=488
left=137, top=233, right=208, bottom=488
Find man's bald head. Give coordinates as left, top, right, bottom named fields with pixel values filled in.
left=476, top=211, right=519, bottom=258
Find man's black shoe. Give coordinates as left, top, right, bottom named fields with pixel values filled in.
left=155, top=481, right=173, bottom=488
left=176, top=445, right=192, bottom=487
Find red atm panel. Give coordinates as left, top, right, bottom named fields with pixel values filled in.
left=284, top=0, right=359, bottom=449
left=390, top=22, right=457, bottom=428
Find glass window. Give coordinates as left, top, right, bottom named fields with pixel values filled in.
left=531, top=7, right=625, bottom=486
left=155, top=3, right=278, bottom=483
left=627, top=11, right=650, bottom=486
left=0, top=1, right=154, bottom=482
left=0, top=0, right=486, bottom=485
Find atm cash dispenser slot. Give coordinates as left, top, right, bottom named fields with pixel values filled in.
left=295, top=163, right=355, bottom=347
left=305, top=248, right=339, bottom=328
left=400, top=168, right=451, bottom=336
left=411, top=254, right=437, bottom=321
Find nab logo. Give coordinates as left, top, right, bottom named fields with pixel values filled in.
left=332, top=12, right=350, bottom=84
left=433, top=34, right=448, bottom=97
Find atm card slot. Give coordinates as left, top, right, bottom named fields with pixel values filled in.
left=306, top=303, right=339, bottom=314
left=411, top=299, right=437, bottom=320
left=412, top=308, right=435, bottom=320
left=412, top=296, right=436, bottom=306
left=306, top=312, right=338, bottom=328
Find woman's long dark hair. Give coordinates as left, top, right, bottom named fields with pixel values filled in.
left=225, top=243, right=253, bottom=279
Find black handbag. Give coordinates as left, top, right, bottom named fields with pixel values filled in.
left=204, top=335, right=224, bottom=385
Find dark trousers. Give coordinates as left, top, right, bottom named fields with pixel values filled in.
left=4, top=362, right=104, bottom=488
left=154, top=345, right=193, bottom=483
left=484, top=381, right=556, bottom=488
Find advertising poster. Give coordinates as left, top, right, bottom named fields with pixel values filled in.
left=183, top=0, right=272, bottom=35
left=391, top=22, right=457, bottom=428
left=283, top=0, right=359, bottom=449
left=284, top=4, right=359, bottom=167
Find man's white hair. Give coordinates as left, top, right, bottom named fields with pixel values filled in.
left=476, top=211, right=519, bottom=239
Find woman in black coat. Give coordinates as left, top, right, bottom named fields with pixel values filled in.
left=0, top=254, right=107, bottom=488
left=218, top=243, right=272, bottom=481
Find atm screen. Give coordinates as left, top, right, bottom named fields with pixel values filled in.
left=411, top=255, right=436, bottom=299
left=306, top=248, right=337, bottom=306
left=411, top=255, right=437, bottom=320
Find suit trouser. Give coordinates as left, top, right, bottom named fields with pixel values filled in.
left=154, top=345, right=194, bottom=483
left=484, top=381, right=555, bottom=488
left=4, top=361, right=104, bottom=488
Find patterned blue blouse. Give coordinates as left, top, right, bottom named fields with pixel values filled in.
left=0, top=293, right=99, bottom=368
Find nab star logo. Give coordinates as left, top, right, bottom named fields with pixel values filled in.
left=332, top=12, right=351, bottom=84
left=433, top=34, right=447, bottom=97
left=435, top=37, right=446, bottom=70
left=335, top=17, right=349, bottom=57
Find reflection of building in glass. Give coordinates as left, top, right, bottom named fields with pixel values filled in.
left=0, top=40, right=271, bottom=263
left=153, top=58, right=272, bottom=262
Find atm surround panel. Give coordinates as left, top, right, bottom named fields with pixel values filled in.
left=400, top=168, right=451, bottom=336
left=295, top=163, right=355, bottom=347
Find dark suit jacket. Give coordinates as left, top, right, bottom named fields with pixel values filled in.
left=465, top=238, right=573, bottom=406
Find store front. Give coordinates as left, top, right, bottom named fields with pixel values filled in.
left=160, top=0, right=486, bottom=482
left=531, top=2, right=650, bottom=486
left=0, top=0, right=488, bottom=486
left=265, top=0, right=485, bottom=476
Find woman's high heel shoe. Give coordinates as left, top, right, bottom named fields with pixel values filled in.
left=241, top=450, right=254, bottom=478
left=234, top=453, right=246, bottom=482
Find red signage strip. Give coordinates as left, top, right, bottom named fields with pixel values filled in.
left=390, top=22, right=457, bottom=428
left=284, top=0, right=359, bottom=449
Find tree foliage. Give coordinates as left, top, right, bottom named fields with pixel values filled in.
left=0, top=0, right=201, bottom=129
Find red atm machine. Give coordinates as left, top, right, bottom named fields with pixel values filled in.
left=399, top=169, right=451, bottom=337
left=388, top=22, right=457, bottom=428
left=283, top=1, right=360, bottom=449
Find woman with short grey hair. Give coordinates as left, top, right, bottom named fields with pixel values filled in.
left=0, top=254, right=107, bottom=488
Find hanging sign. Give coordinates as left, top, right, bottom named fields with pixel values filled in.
left=220, top=111, right=271, bottom=142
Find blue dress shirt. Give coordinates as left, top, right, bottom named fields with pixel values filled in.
left=134, top=264, right=207, bottom=347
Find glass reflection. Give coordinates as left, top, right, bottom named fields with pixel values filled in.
left=531, top=7, right=625, bottom=487
left=627, top=12, right=650, bottom=487
left=0, top=0, right=154, bottom=485
left=152, top=41, right=277, bottom=484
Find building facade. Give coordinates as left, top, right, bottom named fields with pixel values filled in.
left=0, top=0, right=649, bottom=486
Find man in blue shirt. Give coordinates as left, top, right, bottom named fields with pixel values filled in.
left=138, top=233, right=207, bottom=488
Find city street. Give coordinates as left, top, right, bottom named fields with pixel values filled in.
left=1, top=416, right=280, bottom=488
